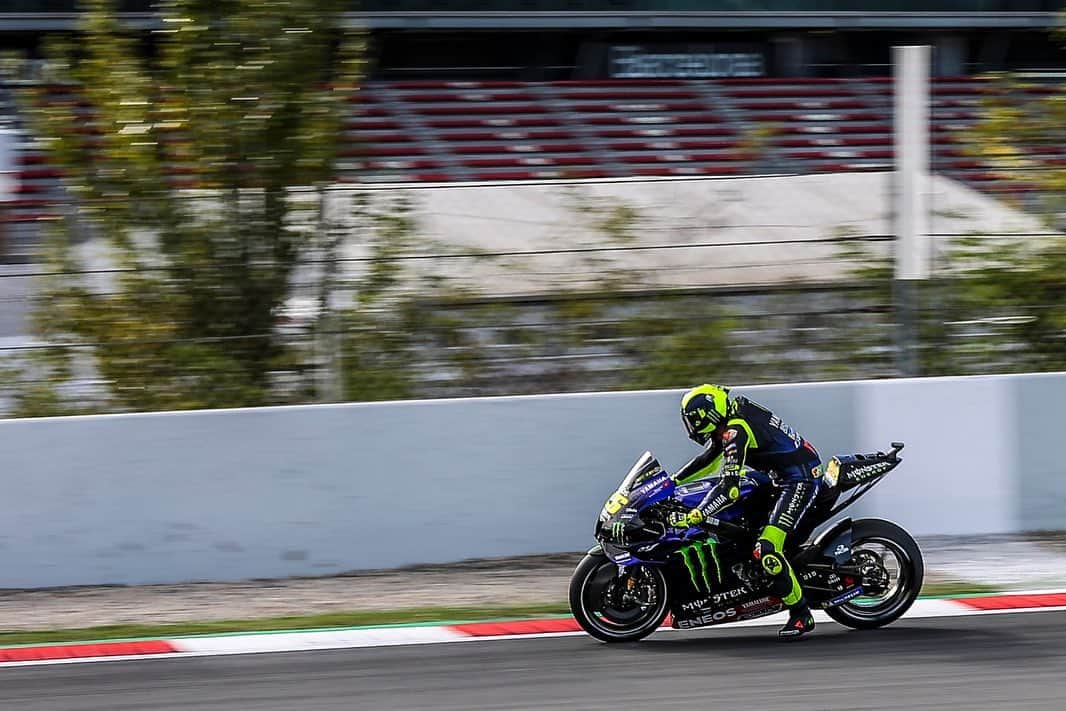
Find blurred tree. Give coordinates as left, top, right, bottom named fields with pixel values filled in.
left=963, top=74, right=1065, bottom=230
left=944, top=234, right=1066, bottom=373
left=620, top=302, right=739, bottom=390
left=14, top=0, right=363, bottom=413
left=835, top=232, right=1066, bottom=378
left=335, top=192, right=421, bottom=403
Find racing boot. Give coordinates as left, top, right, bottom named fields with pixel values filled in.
left=778, top=599, right=815, bottom=640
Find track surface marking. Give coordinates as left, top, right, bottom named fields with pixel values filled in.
left=3, top=610, right=1066, bottom=711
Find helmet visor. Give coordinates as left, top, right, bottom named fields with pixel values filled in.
left=685, top=416, right=715, bottom=445
left=684, top=415, right=701, bottom=442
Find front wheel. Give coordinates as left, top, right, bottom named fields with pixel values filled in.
left=568, top=553, right=670, bottom=643
left=825, top=518, right=924, bottom=630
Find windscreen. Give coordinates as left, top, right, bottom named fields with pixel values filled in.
left=618, top=451, right=664, bottom=493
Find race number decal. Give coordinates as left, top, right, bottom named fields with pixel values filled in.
left=604, top=491, right=629, bottom=515
left=824, top=458, right=840, bottom=487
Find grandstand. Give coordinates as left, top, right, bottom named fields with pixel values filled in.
left=341, top=74, right=1060, bottom=190
left=0, top=1, right=1061, bottom=391
left=1, top=74, right=1059, bottom=257
left=1, top=3, right=1062, bottom=245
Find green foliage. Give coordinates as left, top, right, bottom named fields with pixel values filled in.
left=13, top=0, right=363, bottom=414
left=836, top=230, right=1066, bottom=378
left=0, top=346, right=88, bottom=418
left=339, top=312, right=415, bottom=402
left=622, top=308, right=739, bottom=389
left=330, top=192, right=434, bottom=402
left=961, top=72, right=1066, bottom=229
left=946, top=235, right=1066, bottom=372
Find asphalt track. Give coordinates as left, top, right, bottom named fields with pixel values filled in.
left=3, top=610, right=1066, bottom=711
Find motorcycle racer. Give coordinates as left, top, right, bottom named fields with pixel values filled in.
left=673, top=384, right=823, bottom=639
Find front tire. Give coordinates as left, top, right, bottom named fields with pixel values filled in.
left=568, top=553, right=670, bottom=643
left=825, top=518, right=924, bottom=630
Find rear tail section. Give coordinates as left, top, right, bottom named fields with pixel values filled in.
left=826, top=441, right=904, bottom=492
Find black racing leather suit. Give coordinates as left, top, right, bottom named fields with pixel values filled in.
left=674, top=396, right=823, bottom=609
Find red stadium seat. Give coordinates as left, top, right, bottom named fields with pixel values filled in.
left=399, top=91, right=537, bottom=103
left=560, top=89, right=697, bottom=101
left=18, top=167, right=65, bottom=179
left=359, top=132, right=416, bottom=143
left=365, top=159, right=441, bottom=170
left=415, top=104, right=549, bottom=116
left=551, top=79, right=686, bottom=87
left=617, top=151, right=748, bottom=164
left=471, top=168, right=610, bottom=181
left=786, top=148, right=894, bottom=160
left=427, top=117, right=561, bottom=129
left=735, top=100, right=869, bottom=111
left=346, top=145, right=428, bottom=157
left=570, top=101, right=707, bottom=114
left=462, top=156, right=598, bottom=169
left=586, top=113, right=721, bottom=126
left=415, top=172, right=456, bottom=182
left=0, top=212, right=60, bottom=223
left=716, top=77, right=854, bottom=86
left=608, top=139, right=740, bottom=152
left=346, top=120, right=404, bottom=131
left=595, top=126, right=735, bottom=139
left=13, top=75, right=1042, bottom=193
left=727, top=87, right=856, bottom=99
left=448, top=142, right=587, bottom=155
left=438, top=129, right=575, bottom=142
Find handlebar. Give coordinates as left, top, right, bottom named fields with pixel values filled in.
left=701, top=517, right=749, bottom=539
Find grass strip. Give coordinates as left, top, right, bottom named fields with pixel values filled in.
left=918, top=581, right=1004, bottom=598
left=0, top=581, right=1009, bottom=647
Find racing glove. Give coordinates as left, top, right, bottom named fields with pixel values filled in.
left=669, top=509, right=706, bottom=528
left=689, top=424, right=748, bottom=519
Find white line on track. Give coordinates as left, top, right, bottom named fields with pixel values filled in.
left=2, top=600, right=1064, bottom=669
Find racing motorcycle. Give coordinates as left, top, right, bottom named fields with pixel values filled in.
left=569, top=441, right=923, bottom=642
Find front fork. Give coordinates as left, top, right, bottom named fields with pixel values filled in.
left=612, top=565, right=657, bottom=608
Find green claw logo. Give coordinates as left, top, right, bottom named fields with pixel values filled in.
left=762, top=553, right=784, bottom=576
left=680, top=540, right=723, bottom=593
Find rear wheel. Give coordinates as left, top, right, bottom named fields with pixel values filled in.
left=569, top=553, right=669, bottom=643
left=825, top=518, right=924, bottom=630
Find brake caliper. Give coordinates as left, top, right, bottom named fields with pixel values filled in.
left=853, top=550, right=890, bottom=594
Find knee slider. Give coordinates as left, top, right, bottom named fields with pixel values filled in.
left=760, top=551, right=785, bottom=577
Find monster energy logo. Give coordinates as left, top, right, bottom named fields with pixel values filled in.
left=680, top=539, right=723, bottom=593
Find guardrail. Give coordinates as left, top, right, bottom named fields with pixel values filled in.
left=0, top=371, right=1061, bottom=587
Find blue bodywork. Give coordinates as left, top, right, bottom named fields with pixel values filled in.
left=589, top=444, right=907, bottom=627
left=598, top=451, right=771, bottom=567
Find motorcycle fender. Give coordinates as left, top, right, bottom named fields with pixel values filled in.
left=812, top=517, right=854, bottom=564
left=587, top=544, right=605, bottom=556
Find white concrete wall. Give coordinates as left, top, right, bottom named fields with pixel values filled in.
left=858, top=375, right=1017, bottom=536
left=0, top=372, right=1059, bottom=588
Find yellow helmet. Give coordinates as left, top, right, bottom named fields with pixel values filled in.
left=680, top=384, right=730, bottom=445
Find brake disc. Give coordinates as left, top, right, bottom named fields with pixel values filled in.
left=853, top=550, right=890, bottom=594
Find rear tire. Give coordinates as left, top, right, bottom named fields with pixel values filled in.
left=568, top=553, right=669, bottom=643
left=824, top=518, right=924, bottom=630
